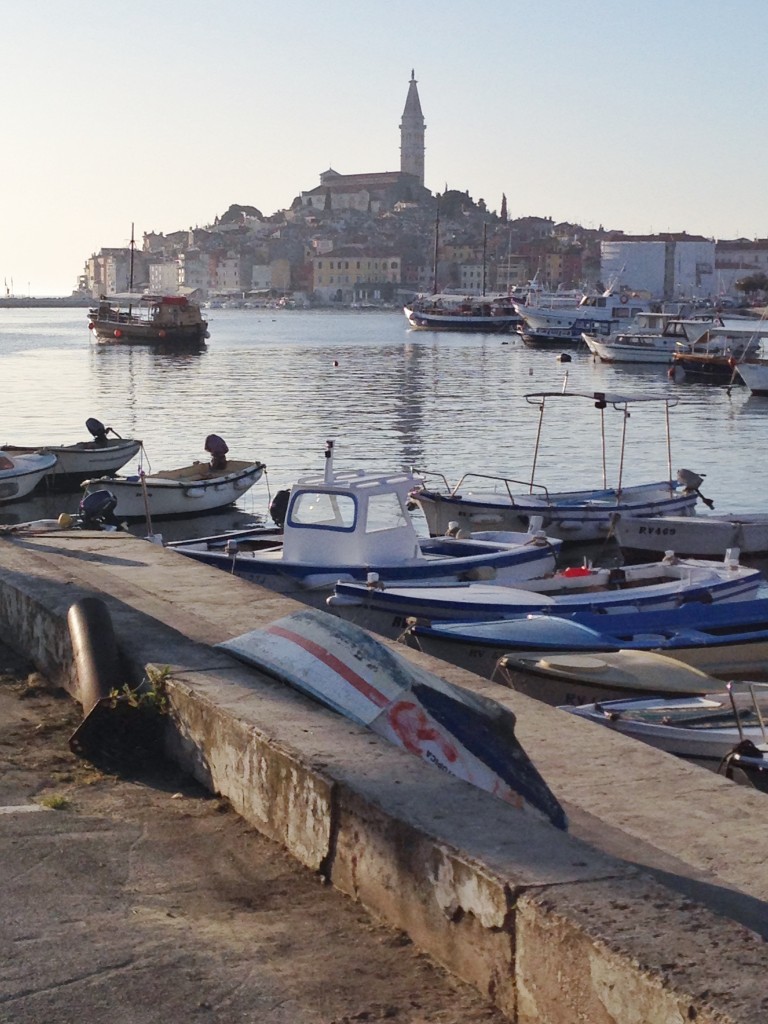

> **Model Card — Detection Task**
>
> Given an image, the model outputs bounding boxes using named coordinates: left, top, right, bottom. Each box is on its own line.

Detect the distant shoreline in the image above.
left=0, top=297, right=92, bottom=308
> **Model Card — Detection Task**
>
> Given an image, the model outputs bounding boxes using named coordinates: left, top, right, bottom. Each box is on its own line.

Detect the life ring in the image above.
left=620, top=294, right=629, bottom=304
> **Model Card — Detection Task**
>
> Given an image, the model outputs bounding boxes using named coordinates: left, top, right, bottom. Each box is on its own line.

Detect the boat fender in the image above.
left=607, top=567, right=626, bottom=588
left=114, top=329, right=122, bottom=339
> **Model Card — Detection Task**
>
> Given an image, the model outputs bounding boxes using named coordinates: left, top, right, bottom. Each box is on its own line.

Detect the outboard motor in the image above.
left=677, top=468, right=715, bottom=510
left=78, top=489, right=120, bottom=530
left=204, top=433, right=229, bottom=472
left=86, top=417, right=110, bottom=446
left=269, top=488, right=290, bottom=528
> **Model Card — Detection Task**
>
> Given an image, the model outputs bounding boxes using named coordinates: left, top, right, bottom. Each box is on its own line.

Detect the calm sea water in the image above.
left=1, top=306, right=767, bottom=539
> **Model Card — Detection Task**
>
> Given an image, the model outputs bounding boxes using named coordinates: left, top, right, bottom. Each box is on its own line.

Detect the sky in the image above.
left=2, top=0, right=766, bottom=296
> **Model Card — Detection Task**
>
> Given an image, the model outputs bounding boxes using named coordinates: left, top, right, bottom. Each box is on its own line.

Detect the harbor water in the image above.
left=2, top=306, right=767, bottom=542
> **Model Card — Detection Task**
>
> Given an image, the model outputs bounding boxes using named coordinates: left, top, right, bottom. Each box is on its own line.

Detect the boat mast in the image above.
left=482, top=223, right=487, bottom=297
left=129, top=222, right=135, bottom=292
left=432, top=196, right=440, bottom=294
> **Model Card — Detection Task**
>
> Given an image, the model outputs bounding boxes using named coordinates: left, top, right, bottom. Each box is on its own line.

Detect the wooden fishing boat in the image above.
left=87, top=294, right=208, bottom=346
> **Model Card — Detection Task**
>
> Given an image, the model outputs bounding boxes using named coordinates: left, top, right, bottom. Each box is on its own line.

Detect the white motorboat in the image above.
left=170, top=440, right=562, bottom=605
left=82, top=435, right=265, bottom=519
left=562, top=681, right=768, bottom=780
left=582, top=313, right=695, bottom=365
left=327, top=552, right=763, bottom=640
left=409, top=391, right=705, bottom=542
left=1, top=418, right=141, bottom=491
left=583, top=313, right=767, bottom=366
left=611, top=510, right=768, bottom=559
left=514, top=284, right=652, bottom=345
left=735, top=360, right=768, bottom=396
left=0, top=451, right=58, bottom=504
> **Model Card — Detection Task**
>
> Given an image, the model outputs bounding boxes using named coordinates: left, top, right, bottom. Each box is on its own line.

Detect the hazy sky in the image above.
left=2, top=0, right=764, bottom=295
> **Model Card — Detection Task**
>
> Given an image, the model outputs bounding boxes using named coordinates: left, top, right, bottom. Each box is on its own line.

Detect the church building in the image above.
left=299, top=71, right=430, bottom=213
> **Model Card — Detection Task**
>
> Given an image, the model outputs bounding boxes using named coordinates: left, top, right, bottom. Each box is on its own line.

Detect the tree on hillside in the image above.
left=220, top=204, right=263, bottom=225
left=500, top=193, right=508, bottom=223
left=735, top=272, right=768, bottom=297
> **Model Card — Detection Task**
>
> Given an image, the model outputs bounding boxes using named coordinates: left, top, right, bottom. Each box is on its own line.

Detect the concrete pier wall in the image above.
left=0, top=531, right=767, bottom=1023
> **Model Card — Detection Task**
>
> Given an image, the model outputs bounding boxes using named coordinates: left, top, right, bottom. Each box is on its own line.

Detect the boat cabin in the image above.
left=281, top=443, right=424, bottom=567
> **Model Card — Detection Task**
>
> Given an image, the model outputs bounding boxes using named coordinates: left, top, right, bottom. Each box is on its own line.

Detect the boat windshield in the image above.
left=288, top=489, right=357, bottom=531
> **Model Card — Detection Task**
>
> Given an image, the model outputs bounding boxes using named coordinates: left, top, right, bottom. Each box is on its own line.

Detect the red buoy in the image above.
left=114, top=329, right=122, bottom=339
left=88, top=322, right=94, bottom=330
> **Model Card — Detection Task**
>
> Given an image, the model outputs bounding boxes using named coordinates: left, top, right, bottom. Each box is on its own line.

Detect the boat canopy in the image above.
left=524, top=390, right=680, bottom=408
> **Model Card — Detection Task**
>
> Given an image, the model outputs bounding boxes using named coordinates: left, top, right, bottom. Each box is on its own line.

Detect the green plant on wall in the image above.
left=109, top=665, right=170, bottom=713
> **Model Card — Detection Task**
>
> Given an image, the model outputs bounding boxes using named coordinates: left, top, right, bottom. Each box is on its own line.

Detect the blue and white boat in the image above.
left=409, top=391, right=706, bottom=542
left=327, top=552, right=763, bottom=639
left=170, top=441, right=562, bottom=605
left=404, top=597, right=768, bottom=682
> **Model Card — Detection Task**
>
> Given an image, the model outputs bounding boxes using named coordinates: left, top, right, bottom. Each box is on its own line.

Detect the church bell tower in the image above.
left=400, top=69, right=426, bottom=186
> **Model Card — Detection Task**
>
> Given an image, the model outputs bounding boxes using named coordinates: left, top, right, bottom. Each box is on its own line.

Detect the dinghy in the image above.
left=82, top=434, right=265, bottom=519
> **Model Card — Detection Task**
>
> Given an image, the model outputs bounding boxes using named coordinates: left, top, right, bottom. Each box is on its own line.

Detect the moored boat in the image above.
left=87, top=293, right=209, bottom=346
left=735, top=360, right=768, bottom=396
left=327, top=552, right=763, bottom=640
left=0, top=451, right=58, bottom=504
left=1, top=418, right=141, bottom=491
left=169, top=440, right=562, bottom=605
left=82, top=435, right=265, bottom=519
left=611, top=509, right=768, bottom=560
left=514, top=285, right=652, bottom=345
left=403, top=597, right=768, bottom=682
left=495, top=649, right=729, bottom=707
left=409, top=391, right=705, bottom=542
left=403, top=292, right=521, bottom=332
left=562, top=681, right=768, bottom=781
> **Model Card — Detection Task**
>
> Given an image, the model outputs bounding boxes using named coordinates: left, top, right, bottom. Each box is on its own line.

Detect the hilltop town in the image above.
left=76, top=72, right=768, bottom=308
